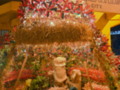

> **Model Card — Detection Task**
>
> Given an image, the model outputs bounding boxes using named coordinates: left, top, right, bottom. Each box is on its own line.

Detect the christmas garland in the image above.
left=15, top=23, right=93, bottom=44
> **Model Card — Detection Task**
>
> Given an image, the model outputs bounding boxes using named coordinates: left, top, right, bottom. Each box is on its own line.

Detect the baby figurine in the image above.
left=53, top=57, right=68, bottom=86
left=48, top=57, right=68, bottom=90
left=68, top=69, right=82, bottom=90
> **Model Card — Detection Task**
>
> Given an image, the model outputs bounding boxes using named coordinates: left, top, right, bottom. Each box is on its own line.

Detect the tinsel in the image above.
left=15, top=23, right=93, bottom=44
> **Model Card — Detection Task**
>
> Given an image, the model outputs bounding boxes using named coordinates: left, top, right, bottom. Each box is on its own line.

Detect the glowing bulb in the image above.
left=82, top=1, right=85, bottom=4
left=23, top=21, right=26, bottom=24
left=50, top=22, right=55, bottom=26
left=66, top=21, right=70, bottom=23
left=76, top=14, right=81, bottom=18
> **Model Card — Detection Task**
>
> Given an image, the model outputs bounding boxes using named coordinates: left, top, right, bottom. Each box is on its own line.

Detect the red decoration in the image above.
left=106, top=52, right=113, bottom=57
left=57, top=1, right=70, bottom=18
left=69, top=67, right=106, bottom=83
left=17, top=0, right=95, bottom=26
left=100, top=46, right=109, bottom=52
left=4, top=66, right=53, bottom=83
left=43, top=2, right=55, bottom=17
left=4, top=66, right=106, bottom=84
left=17, top=9, right=24, bottom=18
left=101, top=36, right=109, bottom=43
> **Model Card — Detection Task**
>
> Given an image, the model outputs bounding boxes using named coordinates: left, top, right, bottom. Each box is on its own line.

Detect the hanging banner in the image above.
left=86, top=0, right=120, bottom=13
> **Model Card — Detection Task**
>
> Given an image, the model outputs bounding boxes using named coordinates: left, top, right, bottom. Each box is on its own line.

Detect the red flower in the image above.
left=106, top=52, right=113, bottom=57
left=114, top=58, right=119, bottom=61
left=100, top=46, right=108, bottom=52
left=101, top=36, right=109, bottom=43
left=17, top=9, right=24, bottom=18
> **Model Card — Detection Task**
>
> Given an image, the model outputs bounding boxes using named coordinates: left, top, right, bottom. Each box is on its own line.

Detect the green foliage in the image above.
left=81, top=76, right=88, bottom=88
left=67, top=61, right=75, bottom=68
left=31, top=60, right=41, bottom=75
left=29, top=76, right=50, bottom=90
left=0, top=45, right=10, bottom=71
left=13, top=54, right=25, bottom=70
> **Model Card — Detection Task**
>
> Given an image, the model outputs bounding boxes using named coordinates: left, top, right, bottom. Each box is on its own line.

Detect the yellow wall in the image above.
left=0, top=1, right=20, bottom=30
left=94, top=12, right=104, bottom=23
left=102, top=20, right=120, bottom=45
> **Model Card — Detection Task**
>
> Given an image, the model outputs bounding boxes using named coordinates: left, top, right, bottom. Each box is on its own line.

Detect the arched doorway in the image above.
left=111, top=24, right=120, bottom=55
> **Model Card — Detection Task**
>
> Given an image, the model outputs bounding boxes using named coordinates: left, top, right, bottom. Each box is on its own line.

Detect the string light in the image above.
left=50, top=21, right=55, bottom=26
